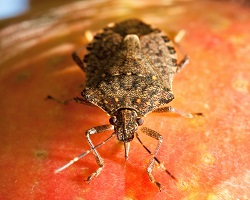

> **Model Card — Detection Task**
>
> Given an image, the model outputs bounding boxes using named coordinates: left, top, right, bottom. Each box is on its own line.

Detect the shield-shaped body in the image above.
left=82, top=19, right=178, bottom=117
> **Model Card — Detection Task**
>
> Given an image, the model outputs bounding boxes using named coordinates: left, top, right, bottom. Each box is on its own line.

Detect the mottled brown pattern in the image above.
left=82, top=19, right=178, bottom=116
left=62, top=19, right=190, bottom=190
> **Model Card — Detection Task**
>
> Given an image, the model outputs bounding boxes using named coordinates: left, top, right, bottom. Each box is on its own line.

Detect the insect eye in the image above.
left=136, top=118, right=144, bottom=126
left=109, top=116, right=117, bottom=125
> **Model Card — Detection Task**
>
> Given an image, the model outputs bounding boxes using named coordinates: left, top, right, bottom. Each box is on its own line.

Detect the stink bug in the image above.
left=54, top=19, right=202, bottom=190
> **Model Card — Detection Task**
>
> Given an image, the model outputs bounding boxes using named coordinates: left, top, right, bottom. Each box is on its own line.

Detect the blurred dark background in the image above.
left=1, top=0, right=250, bottom=20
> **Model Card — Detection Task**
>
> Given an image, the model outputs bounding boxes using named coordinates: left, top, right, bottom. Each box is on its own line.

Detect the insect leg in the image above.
left=137, top=127, right=163, bottom=191
left=72, top=45, right=87, bottom=72
left=46, top=95, right=96, bottom=107
left=153, top=106, right=203, bottom=118
left=73, top=30, right=95, bottom=72
left=85, top=124, right=114, bottom=182
left=46, top=95, right=72, bottom=104
left=73, top=97, right=96, bottom=106
left=172, top=30, right=189, bottom=73
left=177, top=55, right=189, bottom=73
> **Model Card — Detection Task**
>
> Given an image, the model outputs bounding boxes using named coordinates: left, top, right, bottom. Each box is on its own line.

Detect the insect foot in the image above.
left=54, top=19, right=202, bottom=191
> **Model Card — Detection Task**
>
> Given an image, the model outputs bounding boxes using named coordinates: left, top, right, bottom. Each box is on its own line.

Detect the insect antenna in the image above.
left=55, top=150, right=91, bottom=173
left=136, top=132, right=177, bottom=180
left=55, top=132, right=115, bottom=173
left=153, top=156, right=176, bottom=180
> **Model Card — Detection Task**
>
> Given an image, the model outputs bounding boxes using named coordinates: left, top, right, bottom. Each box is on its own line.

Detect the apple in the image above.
left=0, top=1, right=249, bottom=199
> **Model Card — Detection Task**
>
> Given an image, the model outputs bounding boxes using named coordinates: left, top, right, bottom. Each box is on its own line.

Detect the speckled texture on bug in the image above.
left=82, top=19, right=178, bottom=116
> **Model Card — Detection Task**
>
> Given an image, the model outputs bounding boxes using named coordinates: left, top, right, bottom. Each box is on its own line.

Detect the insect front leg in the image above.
left=153, top=106, right=203, bottom=118
left=85, top=124, right=114, bottom=182
left=137, top=127, right=163, bottom=191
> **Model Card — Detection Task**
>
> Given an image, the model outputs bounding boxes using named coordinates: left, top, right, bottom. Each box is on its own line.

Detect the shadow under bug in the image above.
left=55, top=19, right=202, bottom=191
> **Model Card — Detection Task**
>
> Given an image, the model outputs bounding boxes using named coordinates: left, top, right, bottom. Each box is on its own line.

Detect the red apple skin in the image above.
left=0, top=1, right=250, bottom=199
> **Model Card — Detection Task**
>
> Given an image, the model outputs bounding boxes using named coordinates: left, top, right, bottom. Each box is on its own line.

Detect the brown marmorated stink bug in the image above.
left=54, top=19, right=202, bottom=191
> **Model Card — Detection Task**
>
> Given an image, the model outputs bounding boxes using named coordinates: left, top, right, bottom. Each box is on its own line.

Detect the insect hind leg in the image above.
left=177, top=55, right=189, bottom=73
left=72, top=45, right=88, bottom=72
left=173, top=30, right=189, bottom=73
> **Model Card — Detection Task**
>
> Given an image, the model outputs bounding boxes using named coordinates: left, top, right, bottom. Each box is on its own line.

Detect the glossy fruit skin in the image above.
left=0, top=1, right=250, bottom=199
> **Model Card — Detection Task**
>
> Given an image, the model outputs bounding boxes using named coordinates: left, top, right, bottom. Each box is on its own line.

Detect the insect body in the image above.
left=56, top=19, right=196, bottom=190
